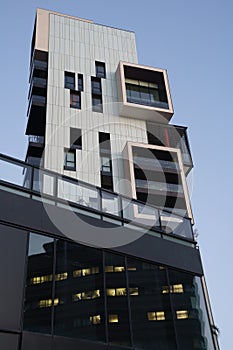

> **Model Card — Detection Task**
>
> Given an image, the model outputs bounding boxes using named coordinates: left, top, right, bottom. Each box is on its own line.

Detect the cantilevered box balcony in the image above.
left=116, top=62, right=174, bottom=123
left=123, top=142, right=193, bottom=221
left=147, top=122, right=194, bottom=174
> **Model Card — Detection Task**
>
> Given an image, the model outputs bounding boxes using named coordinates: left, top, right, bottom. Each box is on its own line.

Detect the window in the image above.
left=72, top=289, right=100, bottom=301
left=55, top=272, right=68, bottom=281
left=147, top=311, right=165, bottom=321
left=92, top=95, right=103, bottom=112
left=91, top=77, right=102, bottom=94
left=78, top=74, right=84, bottom=91
left=105, top=266, right=125, bottom=272
left=176, top=310, right=189, bottom=320
left=70, top=91, right=81, bottom=109
left=125, top=78, right=166, bottom=108
left=107, top=288, right=127, bottom=297
left=39, top=298, right=59, bottom=308
left=99, top=132, right=110, bottom=150
left=108, top=314, right=118, bottom=323
left=101, top=156, right=111, bottom=173
left=65, top=71, right=75, bottom=89
left=91, top=77, right=103, bottom=112
left=73, top=266, right=99, bottom=277
left=90, top=315, right=101, bottom=325
left=129, top=287, right=139, bottom=296
left=95, top=61, right=106, bottom=78
left=70, top=128, right=82, bottom=149
left=162, top=284, right=184, bottom=294
left=64, top=149, right=76, bottom=171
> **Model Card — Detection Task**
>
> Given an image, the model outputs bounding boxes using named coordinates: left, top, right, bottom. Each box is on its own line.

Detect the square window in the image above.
left=70, top=128, right=82, bottom=149
left=70, top=91, right=81, bottom=109
left=64, top=149, right=76, bottom=171
left=95, top=61, right=106, bottom=78
left=65, top=72, right=75, bottom=89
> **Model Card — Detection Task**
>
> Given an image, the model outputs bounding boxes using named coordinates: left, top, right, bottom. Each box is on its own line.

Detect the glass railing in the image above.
left=33, top=59, right=48, bottom=70
left=0, top=153, right=194, bottom=242
left=133, top=156, right=179, bottom=171
left=31, top=95, right=46, bottom=105
left=135, top=179, right=184, bottom=194
left=127, top=96, right=168, bottom=109
left=27, top=95, right=46, bottom=117
left=31, top=77, right=47, bottom=87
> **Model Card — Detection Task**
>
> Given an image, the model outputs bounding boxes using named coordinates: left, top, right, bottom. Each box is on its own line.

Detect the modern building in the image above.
left=0, top=8, right=219, bottom=350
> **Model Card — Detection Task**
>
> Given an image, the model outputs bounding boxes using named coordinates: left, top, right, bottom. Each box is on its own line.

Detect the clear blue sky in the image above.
left=0, top=1, right=232, bottom=348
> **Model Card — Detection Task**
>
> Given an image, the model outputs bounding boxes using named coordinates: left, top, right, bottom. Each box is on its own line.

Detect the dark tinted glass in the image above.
left=65, top=72, right=75, bottom=89
left=64, top=149, right=76, bottom=170
left=54, top=240, right=106, bottom=342
left=105, top=252, right=131, bottom=347
left=70, top=91, right=81, bottom=109
left=78, top=74, right=83, bottom=91
left=127, top=258, right=176, bottom=350
left=95, top=61, right=106, bottom=78
left=24, top=233, right=55, bottom=334
left=92, top=95, right=103, bottom=112
left=91, top=77, right=102, bottom=94
left=70, top=128, right=82, bottom=149
left=168, top=270, right=215, bottom=350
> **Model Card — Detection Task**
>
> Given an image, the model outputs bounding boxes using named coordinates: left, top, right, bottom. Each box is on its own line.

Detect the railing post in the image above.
left=98, top=188, right=102, bottom=214
left=30, top=165, right=34, bottom=193
left=158, top=209, right=162, bottom=231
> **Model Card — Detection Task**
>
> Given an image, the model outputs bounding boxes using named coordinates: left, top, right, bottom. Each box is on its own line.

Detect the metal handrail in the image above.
left=0, top=152, right=194, bottom=241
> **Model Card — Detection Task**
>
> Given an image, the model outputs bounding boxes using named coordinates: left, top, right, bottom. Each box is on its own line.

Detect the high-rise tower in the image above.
left=0, top=8, right=219, bottom=350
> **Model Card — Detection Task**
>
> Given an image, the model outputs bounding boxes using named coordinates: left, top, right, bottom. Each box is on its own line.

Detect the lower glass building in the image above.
left=0, top=155, right=219, bottom=349
left=24, top=232, right=215, bottom=350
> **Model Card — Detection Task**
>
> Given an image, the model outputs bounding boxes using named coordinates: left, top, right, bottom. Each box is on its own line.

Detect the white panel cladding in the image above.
left=45, top=12, right=147, bottom=193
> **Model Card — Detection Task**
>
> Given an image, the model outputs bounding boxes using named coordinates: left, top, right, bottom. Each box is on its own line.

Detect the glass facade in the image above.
left=125, top=80, right=168, bottom=109
left=23, top=232, right=215, bottom=350
left=24, top=234, right=55, bottom=334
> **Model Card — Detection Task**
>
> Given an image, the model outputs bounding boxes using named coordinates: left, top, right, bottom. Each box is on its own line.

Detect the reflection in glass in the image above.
left=168, top=270, right=215, bottom=350
left=127, top=258, right=176, bottom=350
left=54, top=240, right=105, bottom=342
left=23, top=233, right=215, bottom=349
left=24, top=233, right=55, bottom=334
left=105, top=252, right=131, bottom=347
